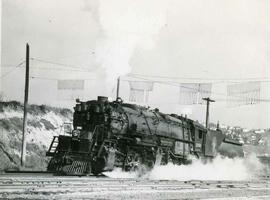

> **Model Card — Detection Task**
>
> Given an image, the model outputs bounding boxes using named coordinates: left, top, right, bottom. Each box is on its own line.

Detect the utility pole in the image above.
left=116, top=76, right=120, bottom=100
left=202, top=97, right=215, bottom=130
left=21, top=43, right=30, bottom=167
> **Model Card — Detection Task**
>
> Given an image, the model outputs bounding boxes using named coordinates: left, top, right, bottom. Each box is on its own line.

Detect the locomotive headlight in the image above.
left=72, top=129, right=80, bottom=137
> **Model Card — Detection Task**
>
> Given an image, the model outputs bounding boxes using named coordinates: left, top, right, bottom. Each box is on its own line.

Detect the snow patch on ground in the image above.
left=0, top=109, right=23, bottom=119
left=42, top=111, right=67, bottom=129
left=26, top=126, right=54, bottom=148
left=26, top=111, right=70, bottom=147
left=1, top=108, right=71, bottom=148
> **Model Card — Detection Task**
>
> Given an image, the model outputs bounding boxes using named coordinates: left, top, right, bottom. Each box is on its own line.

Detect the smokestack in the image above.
left=217, top=121, right=220, bottom=130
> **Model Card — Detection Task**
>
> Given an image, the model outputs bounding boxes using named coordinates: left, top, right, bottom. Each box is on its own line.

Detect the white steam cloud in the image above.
left=95, top=0, right=168, bottom=94
left=148, top=154, right=265, bottom=181
left=104, top=154, right=267, bottom=181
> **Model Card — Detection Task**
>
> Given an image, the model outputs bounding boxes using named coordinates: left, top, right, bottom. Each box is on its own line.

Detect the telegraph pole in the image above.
left=202, top=97, right=215, bottom=130
left=116, top=76, right=120, bottom=100
left=21, top=43, right=30, bottom=167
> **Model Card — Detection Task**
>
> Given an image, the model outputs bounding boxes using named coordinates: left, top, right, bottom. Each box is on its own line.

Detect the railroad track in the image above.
left=1, top=173, right=270, bottom=199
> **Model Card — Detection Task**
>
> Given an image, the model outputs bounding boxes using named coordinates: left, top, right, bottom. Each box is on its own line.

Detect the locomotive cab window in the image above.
left=195, top=129, right=204, bottom=140
left=199, top=130, right=203, bottom=139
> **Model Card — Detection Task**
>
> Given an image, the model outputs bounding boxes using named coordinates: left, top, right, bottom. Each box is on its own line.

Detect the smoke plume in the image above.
left=95, top=0, right=168, bottom=95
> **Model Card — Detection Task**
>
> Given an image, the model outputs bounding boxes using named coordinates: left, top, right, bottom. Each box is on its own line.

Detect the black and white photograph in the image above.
left=1, top=0, right=270, bottom=199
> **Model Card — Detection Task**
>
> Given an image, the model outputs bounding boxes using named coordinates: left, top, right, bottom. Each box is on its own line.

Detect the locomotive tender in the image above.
left=46, top=96, right=243, bottom=175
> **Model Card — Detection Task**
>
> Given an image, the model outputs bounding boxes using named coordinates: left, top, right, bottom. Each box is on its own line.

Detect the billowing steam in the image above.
left=148, top=154, right=265, bottom=181
left=95, top=0, right=168, bottom=95
left=104, top=154, right=267, bottom=181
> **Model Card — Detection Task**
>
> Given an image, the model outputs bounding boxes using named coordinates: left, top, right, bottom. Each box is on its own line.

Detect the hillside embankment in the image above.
left=0, top=101, right=72, bottom=171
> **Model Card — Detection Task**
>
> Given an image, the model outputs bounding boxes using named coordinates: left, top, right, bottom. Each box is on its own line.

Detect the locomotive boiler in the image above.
left=46, top=96, right=243, bottom=175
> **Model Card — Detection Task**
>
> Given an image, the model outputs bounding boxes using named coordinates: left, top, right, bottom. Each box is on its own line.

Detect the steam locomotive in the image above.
left=46, top=96, right=243, bottom=175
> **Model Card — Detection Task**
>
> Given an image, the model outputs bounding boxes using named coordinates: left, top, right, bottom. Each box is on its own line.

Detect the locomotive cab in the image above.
left=194, top=125, right=207, bottom=155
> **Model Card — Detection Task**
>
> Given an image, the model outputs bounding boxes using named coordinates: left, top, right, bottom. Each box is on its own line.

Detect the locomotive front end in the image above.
left=46, top=96, right=127, bottom=175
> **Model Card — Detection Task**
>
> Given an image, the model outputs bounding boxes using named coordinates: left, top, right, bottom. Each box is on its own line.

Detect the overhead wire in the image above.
left=121, top=75, right=270, bottom=104
left=121, top=76, right=227, bottom=96
left=30, top=66, right=93, bottom=72
left=30, top=76, right=96, bottom=81
left=128, top=73, right=270, bottom=83
left=30, top=57, right=93, bottom=71
left=0, top=60, right=25, bottom=79
left=1, top=64, right=23, bottom=68
left=49, top=51, right=95, bottom=60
